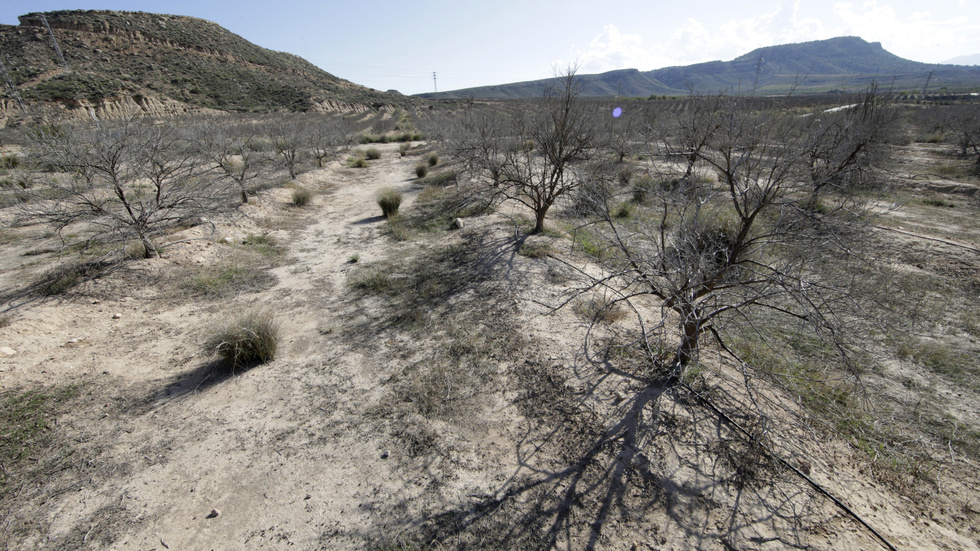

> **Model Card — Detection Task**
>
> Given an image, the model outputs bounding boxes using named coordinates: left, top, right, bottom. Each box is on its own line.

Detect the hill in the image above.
left=0, top=10, right=407, bottom=118
left=418, top=36, right=980, bottom=99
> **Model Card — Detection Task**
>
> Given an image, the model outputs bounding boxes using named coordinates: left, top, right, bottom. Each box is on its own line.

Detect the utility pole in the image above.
left=39, top=14, right=69, bottom=70
left=433, top=72, right=437, bottom=93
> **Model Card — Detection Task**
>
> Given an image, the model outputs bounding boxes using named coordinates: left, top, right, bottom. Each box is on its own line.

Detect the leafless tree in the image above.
left=23, top=117, right=231, bottom=257
left=448, top=69, right=604, bottom=234
left=798, top=84, right=897, bottom=201
left=266, top=113, right=308, bottom=179
left=196, top=116, right=270, bottom=204
left=583, top=92, right=878, bottom=382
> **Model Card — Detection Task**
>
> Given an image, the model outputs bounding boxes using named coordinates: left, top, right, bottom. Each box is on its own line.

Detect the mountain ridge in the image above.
left=418, top=36, right=980, bottom=99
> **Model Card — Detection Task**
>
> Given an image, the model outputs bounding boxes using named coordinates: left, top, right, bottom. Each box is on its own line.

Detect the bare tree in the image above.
left=585, top=92, right=877, bottom=381
left=197, top=116, right=270, bottom=204
left=266, top=113, right=308, bottom=180
left=448, top=69, right=604, bottom=233
left=798, top=83, right=897, bottom=201
left=23, top=117, right=230, bottom=257
left=946, top=104, right=980, bottom=165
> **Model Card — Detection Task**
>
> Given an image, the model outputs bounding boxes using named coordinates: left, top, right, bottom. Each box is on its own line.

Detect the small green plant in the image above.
left=399, top=142, right=411, bottom=157
left=240, top=233, right=285, bottom=259
left=0, top=384, right=82, bottom=484
left=347, top=157, right=368, bottom=168
left=184, top=260, right=275, bottom=298
left=377, top=188, right=402, bottom=218
left=291, top=185, right=312, bottom=207
left=365, top=147, right=382, bottom=160
left=348, top=253, right=360, bottom=263
left=414, top=163, right=428, bottom=179
left=204, top=308, right=280, bottom=370
left=427, top=153, right=439, bottom=167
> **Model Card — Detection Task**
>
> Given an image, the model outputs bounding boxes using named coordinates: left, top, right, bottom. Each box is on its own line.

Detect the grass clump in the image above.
left=365, top=147, right=382, bottom=160
left=204, top=308, right=280, bottom=370
left=414, top=163, right=428, bottom=179
left=124, top=240, right=150, bottom=260
left=427, top=153, right=439, bottom=167
left=291, top=185, right=312, bottom=207
left=399, top=142, right=411, bottom=157
left=377, top=188, right=403, bottom=218
left=184, top=260, right=276, bottom=298
left=347, top=157, right=369, bottom=168
left=518, top=241, right=552, bottom=258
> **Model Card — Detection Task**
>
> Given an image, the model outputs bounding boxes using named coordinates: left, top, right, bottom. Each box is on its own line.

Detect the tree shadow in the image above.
left=352, top=215, right=387, bottom=225
left=346, top=357, right=824, bottom=550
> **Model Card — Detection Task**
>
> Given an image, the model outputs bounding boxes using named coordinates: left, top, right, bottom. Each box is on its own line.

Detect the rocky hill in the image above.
left=0, top=10, right=407, bottom=120
left=419, top=37, right=980, bottom=99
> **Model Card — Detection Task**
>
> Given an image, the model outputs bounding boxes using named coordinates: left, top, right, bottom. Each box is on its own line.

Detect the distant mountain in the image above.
left=418, top=37, right=980, bottom=99
left=0, top=10, right=407, bottom=118
left=944, top=54, right=980, bottom=66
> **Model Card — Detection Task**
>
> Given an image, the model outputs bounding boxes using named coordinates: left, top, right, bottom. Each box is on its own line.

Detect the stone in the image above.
left=0, top=347, right=15, bottom=356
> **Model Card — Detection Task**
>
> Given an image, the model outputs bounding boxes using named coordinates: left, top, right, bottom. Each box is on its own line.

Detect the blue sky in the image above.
left=2, top=0, right=978, bottom=94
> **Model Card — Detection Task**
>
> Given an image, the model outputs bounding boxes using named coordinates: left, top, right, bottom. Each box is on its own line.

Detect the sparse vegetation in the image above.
left=414, top=163, right=428, bottom=179
left=377, top=188, right=402, bottom=218
left=291, top=185, right=312, bottom=207
left=365, top=147, right=382, bottom=160
left=204, top=308, right=280, bottom=370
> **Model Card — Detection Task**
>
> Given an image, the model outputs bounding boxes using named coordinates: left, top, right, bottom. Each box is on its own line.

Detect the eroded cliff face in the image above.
left=0, top=10, right=405, bottom=119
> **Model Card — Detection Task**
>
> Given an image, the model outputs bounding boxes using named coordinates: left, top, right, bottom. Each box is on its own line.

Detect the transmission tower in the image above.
left=39, top=14, right=69, bottom=69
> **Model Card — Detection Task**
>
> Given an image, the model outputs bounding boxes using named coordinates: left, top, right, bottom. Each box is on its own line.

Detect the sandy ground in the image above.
left=0, top=141, right=978, bottom=550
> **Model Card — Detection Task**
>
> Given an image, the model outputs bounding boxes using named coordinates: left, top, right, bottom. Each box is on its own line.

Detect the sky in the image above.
left=1, top=0, right=978, bottom=95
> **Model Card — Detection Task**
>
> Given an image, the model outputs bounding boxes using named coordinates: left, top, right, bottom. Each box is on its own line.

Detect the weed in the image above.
left=420, top=171, right=458, bottom=187
left=204, top=308, right=280, bottom=370
left=414, top=163, right=428, bottom=179
left=0, top=315, right=9, bottom=328
left=427, top=153, right=439, bottom=167
left=184, top=260, right=276, bottom=298
left=0, top=384, right=82, bottom=486
left=292, top=186, right=312, bottom=207
left=365, top=147, right=382, bottom=160
left=518, top=241, right=552, bottom=258
left=240, top=233, right=285, bottom=259
left=399, top=142, right=411, bottom=157
left=32, top=261, right=111, bottom=296
left=922, top=197, right=956, bottom=208
left=613, top=201, right=634, bottom=219
left=348, top=253, right=360, bottom=263
left=349, top=266, right=395, bottom=294
left=377, top=188, right=403, bottom=218
left=347, top=157, right=369, bottom=168
left=573, top=296, right=626, bottom=324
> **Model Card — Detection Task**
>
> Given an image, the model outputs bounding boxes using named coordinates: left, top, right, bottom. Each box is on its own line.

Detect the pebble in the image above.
left=0, top=347, right=15, bottom=356
left=206, top=508, right=220, bottom=518
left=112, top=313, right=122, bottom=319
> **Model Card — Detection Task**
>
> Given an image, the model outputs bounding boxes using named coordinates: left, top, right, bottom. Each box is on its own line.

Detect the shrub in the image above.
left=415, top=163, right=428, bottom=179
left=0, top=155, right=19, bottom=170
left=204, top=308, right=280, bottom=370
left=291, top=185, right=312, bottom=207
left=377, top=188, right=402, bottom=218
left=365, top=147, right=382, bottom=160
left=399, top=143, right=411, bottom=157
left=350, top=158, right=369, bottom=168
left=427, top=153, right=439, bottom=167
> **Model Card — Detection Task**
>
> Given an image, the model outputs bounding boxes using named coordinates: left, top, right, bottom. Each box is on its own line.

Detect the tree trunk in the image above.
left=533, top=207, right=548, bottom=234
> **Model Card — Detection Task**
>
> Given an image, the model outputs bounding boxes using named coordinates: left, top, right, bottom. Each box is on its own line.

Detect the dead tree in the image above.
left=24, top=117, right=230, bottom=257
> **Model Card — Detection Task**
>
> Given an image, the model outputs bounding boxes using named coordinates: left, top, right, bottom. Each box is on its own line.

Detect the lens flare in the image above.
left=612, top=107, right=623, bottom=118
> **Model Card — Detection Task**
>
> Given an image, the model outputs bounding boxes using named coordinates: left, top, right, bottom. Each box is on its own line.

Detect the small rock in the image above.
left=91, top=299, right=100, bottom=305
left=449, top=218, right=464, bottom=231
left=0, top=347, right=15, bottom=356
left=206, top=508, right=220, bottom=518
left=304, top=494, right=312, bottom=500
left=380, top=450, right=389, bottom=460
left=112, top=313, right=122, bottom=319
